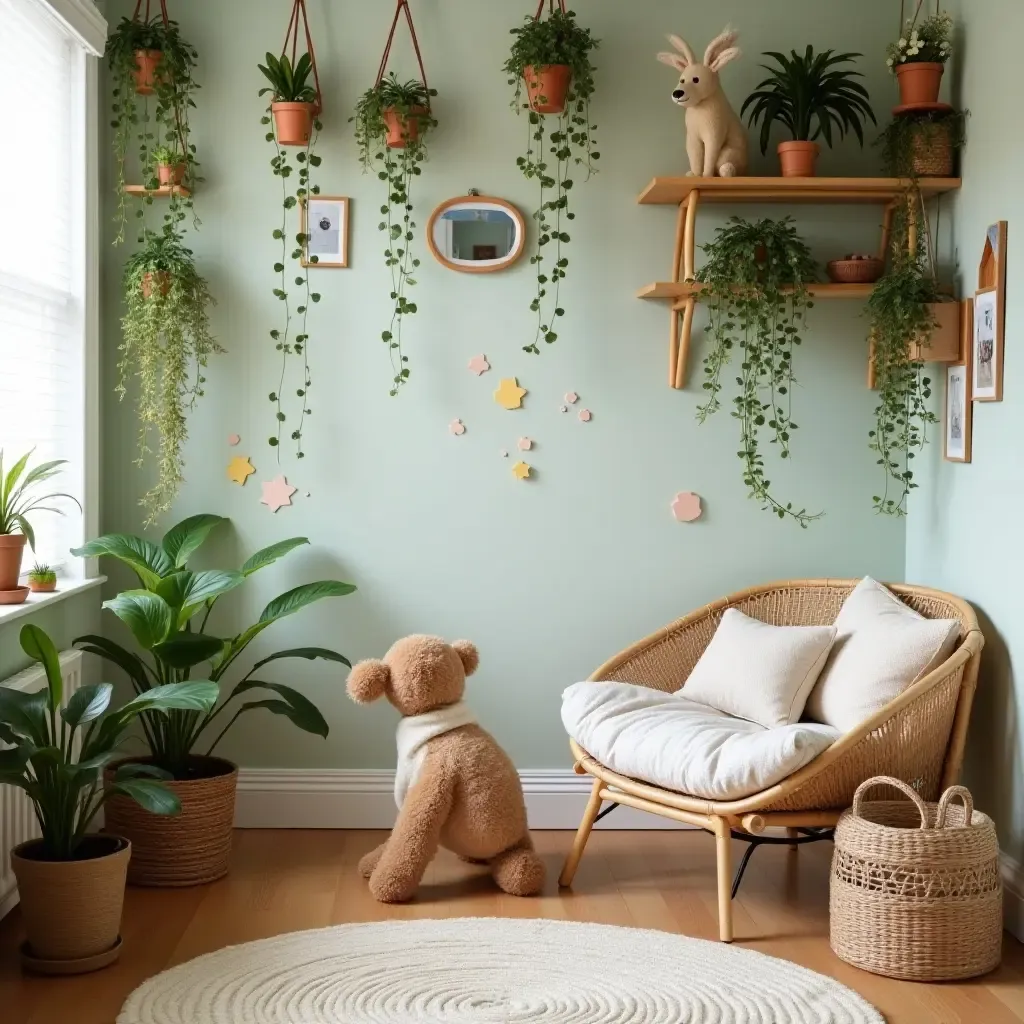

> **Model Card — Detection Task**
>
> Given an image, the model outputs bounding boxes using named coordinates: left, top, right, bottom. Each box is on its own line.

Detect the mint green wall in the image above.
left=906, top=0, right=1023, bottom=860
left=0, top=595, right=102, bottom=682
left=101, top=0, right=905, bottom=769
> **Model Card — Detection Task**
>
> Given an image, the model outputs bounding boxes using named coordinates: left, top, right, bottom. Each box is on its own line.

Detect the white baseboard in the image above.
left=1001, top=852, right=1024, bottom=942
left=235, top=769, right=689, bottom=830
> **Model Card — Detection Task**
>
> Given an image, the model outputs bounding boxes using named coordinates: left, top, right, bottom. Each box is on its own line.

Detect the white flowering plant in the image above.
left=886, top=10, right=953, bottom=72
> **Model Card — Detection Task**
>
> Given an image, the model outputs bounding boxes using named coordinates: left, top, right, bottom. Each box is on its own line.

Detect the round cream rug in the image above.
left=118, top=918, right=882, bottom=1023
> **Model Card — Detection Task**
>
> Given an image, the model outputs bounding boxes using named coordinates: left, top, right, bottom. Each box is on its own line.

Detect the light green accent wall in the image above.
left=0, top=595, right=102, bottom=681
left=101, top=0, right=905, bottom=769
left=906, top=0, right=1023, bottom=860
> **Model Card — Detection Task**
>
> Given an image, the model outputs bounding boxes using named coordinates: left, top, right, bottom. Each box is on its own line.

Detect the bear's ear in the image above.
left=452, top=640, right=479, bottom=677
left=347, top=659, right=391, bottom=703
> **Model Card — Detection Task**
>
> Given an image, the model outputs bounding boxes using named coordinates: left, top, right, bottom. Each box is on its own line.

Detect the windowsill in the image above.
left=0, top=576, right=106, bottom=626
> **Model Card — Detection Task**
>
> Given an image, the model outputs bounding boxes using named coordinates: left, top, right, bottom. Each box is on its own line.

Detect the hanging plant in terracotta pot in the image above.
left=352, top=1, right=438, bottom=395
left=504, top=1, right=599, bottom=354
left=259, top=0, right=324, bottom=456
left=886, top=3, right=953, bottom=108
left=742, top=48, right=876, bottom=177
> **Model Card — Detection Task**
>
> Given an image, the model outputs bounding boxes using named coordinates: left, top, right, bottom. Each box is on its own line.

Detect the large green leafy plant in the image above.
left=694, top=217, right=822, bottom=527
left=120, top=230, right=222, bottom=525
left=504, top=7, right=599, bottom=354
left=0, top=450, right=79, bottom=546
left=352, top=75, right=438, bottom=396
left=0, top=624, right=216, bottom=860
left=72, top=515, right=355, bottom=779
left=106, top=15, right=201, bottom=244
left=259, top=52, right=323, bottom=456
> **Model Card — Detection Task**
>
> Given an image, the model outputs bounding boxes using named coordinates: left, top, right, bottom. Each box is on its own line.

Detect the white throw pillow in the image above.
left=679, top=608, right=837, bottom=728
left=804, top=577, right=961, bottom=732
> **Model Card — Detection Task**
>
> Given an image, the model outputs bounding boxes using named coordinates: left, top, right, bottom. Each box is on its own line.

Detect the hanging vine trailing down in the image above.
left=504, top=6, right=599, bottom=354
left=258, top=50, right=323, bottom=458
left=695, top=217, right=822, bottom=527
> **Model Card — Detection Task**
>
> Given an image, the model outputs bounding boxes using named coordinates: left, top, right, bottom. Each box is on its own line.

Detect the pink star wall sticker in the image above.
left=467, top=354, right=490, bottom=376
left=260, top=475, right=298, bottom=513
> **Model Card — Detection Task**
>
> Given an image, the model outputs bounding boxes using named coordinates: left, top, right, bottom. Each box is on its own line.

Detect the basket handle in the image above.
left=935, top=785, right=974, bottom=828
left=851, top=776, right=930, bottom=829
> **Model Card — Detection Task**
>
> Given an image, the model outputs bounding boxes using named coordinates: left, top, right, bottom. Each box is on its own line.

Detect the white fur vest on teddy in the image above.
left=394, top=701, right=478, bottom=808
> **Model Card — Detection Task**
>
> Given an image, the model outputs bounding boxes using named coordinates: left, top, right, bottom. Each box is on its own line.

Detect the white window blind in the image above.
left=0, top=0, right=88, bottom=573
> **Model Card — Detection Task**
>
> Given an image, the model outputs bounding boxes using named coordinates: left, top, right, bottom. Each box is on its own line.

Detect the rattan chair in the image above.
left=558, top=579, right=985, bottom=942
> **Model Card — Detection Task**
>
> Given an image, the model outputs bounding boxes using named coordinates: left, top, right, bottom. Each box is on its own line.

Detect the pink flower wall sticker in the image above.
left=467, top=354, right=491, bottom=376
left=671, top=492, right=703, bottom=523
left=449, top=419, right=467, bottom=436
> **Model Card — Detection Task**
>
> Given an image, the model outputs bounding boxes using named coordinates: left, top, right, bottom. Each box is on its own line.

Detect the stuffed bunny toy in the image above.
left=657, top=26, right=748, bottom=178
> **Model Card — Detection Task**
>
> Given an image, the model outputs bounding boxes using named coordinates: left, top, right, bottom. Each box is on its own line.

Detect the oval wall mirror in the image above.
left=427, top=196, right=526, bottom=274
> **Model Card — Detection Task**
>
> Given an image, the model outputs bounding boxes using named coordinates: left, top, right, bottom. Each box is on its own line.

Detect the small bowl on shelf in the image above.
left=826, top=255, right=884, bottom=285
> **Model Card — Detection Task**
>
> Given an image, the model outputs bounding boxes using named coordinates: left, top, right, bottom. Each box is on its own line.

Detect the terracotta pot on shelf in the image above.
left=383, top=106, right=427, bottom=149
left=11, top=835, right=130, bottom=975
left=157, top=162, right=186, bottom=188
left=141, top=271, right=172, bottom=300
left=895, top=62, right=944, bottom=107
left=778, top=141, right=820, bottom=177
left=133, top=49, right=163, bottom=95
left=103, top=756, right=238, bottom=887
left=271, top=101, right=316, bottom=146
left=28, top=577, right=57, bottom=593
left=0, top=533, right=27, bottom=591
left=524, top=64, right=572, bottom=114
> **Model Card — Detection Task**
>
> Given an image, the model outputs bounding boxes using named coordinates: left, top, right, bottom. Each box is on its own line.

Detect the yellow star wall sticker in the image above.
left=493, top=377, right=527, bottom=410
left=512, top=460, right=531, bottom=481
left=227, top=456, right=256, bottom=485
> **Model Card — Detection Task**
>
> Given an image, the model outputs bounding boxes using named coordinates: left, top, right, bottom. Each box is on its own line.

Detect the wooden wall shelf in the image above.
left=123, top=185, right=191, bottom=198
left=638, top=176, right=963, bottom=389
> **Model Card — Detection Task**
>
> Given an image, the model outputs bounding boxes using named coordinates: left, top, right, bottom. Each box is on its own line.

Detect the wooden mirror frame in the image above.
left=426, top=196, right=526, bottom=274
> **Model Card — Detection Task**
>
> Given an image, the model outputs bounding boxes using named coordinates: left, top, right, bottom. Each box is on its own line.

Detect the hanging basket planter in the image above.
left=140, top=270, right=172, bottom=299
left=261, top=0, right=323, bottom=148
left=383, top=105, right=427, bottom=148
left=524, top=63, right=572, bottom=114
left=271, top=101, right=317, bottom=146
left=133, top=48, right=162, bottom=94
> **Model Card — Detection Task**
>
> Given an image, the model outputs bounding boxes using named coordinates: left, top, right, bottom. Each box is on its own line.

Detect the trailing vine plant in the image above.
left=695, top=217, right=822, bottom=527
left=106, top=8, right=201, bottom=245
left=504, top=3, right=599, bottom=354
left=258, top=48, right=323, bottom=458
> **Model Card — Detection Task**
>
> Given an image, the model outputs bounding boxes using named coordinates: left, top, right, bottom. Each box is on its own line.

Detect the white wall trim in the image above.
left=1001, top=852, right=1024, bottom=942
left=36, top=0, right=107, bottom=56
left=235, top=769, right=689, bottom=830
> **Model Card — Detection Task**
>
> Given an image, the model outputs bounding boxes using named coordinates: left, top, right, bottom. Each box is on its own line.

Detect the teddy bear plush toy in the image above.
left=347, top=634, right=546, bottom=902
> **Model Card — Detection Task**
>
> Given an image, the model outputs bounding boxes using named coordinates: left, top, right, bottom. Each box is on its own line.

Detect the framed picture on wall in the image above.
left=972, top=288, right=1001, bottom=401
left=300, top=196, right=350, bottom=268
left=944, top=361, right=972, bottom=463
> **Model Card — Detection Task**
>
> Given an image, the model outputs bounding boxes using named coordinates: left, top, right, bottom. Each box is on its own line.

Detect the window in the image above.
left=0, top=0, right=103, bottom=574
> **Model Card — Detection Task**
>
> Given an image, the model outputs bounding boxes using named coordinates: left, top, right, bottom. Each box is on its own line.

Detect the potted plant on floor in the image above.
left=886, top=5, right=953, bottom=107
left=27, top=563, right=57, bottom=594
left=742, top=47, right=876, bottom=177
left=694, top=216, right=823, bottom=527
left=120, top=229, right=222, bottom=524
left=504, top=2, right=599, bottom=354
left=72, top=514, right=355, bottom=887
left=0, top=450, right=79, bottom=604
left=1, top=625, right=216, bottom=973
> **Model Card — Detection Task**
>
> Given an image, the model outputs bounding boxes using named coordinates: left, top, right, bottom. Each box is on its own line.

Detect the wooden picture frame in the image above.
left=944, top=356, right=972, bottom=463
left=973, top=220, right=1007, bottom=401
left=300, top=196, right=350, bottom=268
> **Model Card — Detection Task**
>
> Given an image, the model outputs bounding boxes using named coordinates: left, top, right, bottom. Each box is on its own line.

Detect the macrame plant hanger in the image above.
left=281, top=0, right=323, bottom=114
left=132, top=0, right=169, bottom=26
left=898, top=0, right=940, bottom=31
left=534, top=0, right=567, bottom=18
left=375, top=0, right=431, bottom=106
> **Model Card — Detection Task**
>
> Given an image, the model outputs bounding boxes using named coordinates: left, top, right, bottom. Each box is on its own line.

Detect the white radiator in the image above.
left=0, top=649, right=84, bottom=920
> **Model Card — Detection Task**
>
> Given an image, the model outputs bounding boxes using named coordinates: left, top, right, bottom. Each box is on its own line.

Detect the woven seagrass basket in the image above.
left=830, top=776, right=1002, bottom=981
left=910, top=122, right=955, bottom=177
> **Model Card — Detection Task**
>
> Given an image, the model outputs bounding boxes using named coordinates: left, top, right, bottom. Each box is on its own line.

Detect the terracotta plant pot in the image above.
left=778, top=141, right=820, bottom=177
left=11, top=835, right=130, bottom=974
left=271, top=101, right=316, bottom=147
left=523, top=64, right=572, bottom=114
left=157, top=162, right=186, bottom=187
left=141, top=271, right=172, bottom=299
left=133, top=49, right=163, bottom=95
left=896, top=62, right=944, bottom=107
left=383, top=107, right=426, bottom=149
left=103, top=756, right=238, bottom=887
left=0, top=533, right=27, bottom=591
left=28, top=578, right=57, bottom=593
left=0, top=587, right=29, bottom=605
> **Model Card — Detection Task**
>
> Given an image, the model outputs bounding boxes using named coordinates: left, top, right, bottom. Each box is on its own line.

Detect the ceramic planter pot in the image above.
left=523, top=64, right=572, bottom=114
left=28, top=577, right=57, bottom=593
left=141, top=271, right=172, bottom=299
left=778, top=141, right=820, bottom=177
left=271, top=101, right=316, bottom=146
left=157, top=162, right=186, bottom=187
left=896, top=62, right=944, bottom=107
left=11, top=835, right=130, bottom=974
left=133, top=49, right=162, bottom=95
left=0, top=533, right=27, bottom=591
left=103, top=756, right=238, bottom=887
left=383, top=107, right=426, bottom=149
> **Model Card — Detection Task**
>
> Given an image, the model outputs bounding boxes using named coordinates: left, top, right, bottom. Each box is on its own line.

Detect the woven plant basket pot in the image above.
left=104, top=756, right=237, bottom=887
left=830, top=776, right=1002, bottom=981
left=910, top=122, right=955, bottom=177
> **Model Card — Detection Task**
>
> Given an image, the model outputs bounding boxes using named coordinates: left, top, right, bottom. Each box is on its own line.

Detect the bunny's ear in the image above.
left=710, top=46, right=741, bottom=72
left=704, top=25, right=740, bottom=67
left=657, top=51, right=688, bottom=71
left=667, top=34, right=697, bottom=66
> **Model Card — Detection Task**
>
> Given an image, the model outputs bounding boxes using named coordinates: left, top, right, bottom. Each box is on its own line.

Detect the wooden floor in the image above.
left=1, top=829, right=1023, bottom=1023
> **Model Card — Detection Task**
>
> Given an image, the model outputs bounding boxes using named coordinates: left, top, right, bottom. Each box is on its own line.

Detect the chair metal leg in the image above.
left=558, top=778, right=604, bottom=888
left=712, top=816, right=733, bottom=942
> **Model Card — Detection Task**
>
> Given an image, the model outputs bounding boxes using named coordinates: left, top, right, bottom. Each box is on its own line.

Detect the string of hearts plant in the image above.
left=504, top=2, right=599, bottom=354
left=695, top=216, right=822, bottom=527
left=258, top=20, right=323, bottom=458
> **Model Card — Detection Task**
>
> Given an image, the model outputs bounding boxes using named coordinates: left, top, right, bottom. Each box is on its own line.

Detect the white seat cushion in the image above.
left=561, top=680, right=839, bottom=801
left=679, top=608, right=837, bottom=728
left=804, top=577, right=961, bottom=732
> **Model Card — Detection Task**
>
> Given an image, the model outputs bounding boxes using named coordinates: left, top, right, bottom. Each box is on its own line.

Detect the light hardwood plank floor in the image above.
left=1, top=829, right=1022, bottom=1023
